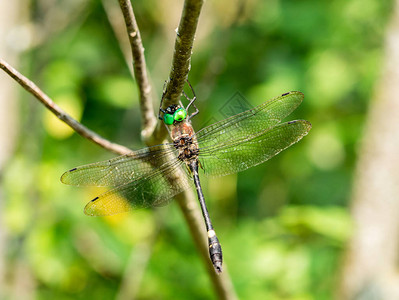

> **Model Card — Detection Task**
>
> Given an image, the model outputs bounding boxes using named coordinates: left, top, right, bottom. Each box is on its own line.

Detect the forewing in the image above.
left=198, top=120, right=311, bottom=177
left=61, top=143, right=177, bottom=187
left=84, top=159, right=192, bottom=216
left=195, top=91, right=304, bottom=150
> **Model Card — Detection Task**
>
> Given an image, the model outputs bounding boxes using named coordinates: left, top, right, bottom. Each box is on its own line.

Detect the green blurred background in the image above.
left=0, top=0, right=393, bottom=299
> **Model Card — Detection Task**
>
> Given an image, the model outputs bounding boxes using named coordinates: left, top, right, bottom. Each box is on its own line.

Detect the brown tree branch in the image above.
left=101, top=0, right=134, bottom=77
left=152, top=0, right=204, bottom=143
left=338, top=1, right=399, bottom=299
left=0, top=59, right=131, bottom=156
left=117, top=1, right=236, bottom=298
left=151, top=1, right=237, bottom=297
left=117, top=0, right=236, bottom=296
left=118, top=0, right=156, bottom=142
left=164, top=0, right=204, bottom=104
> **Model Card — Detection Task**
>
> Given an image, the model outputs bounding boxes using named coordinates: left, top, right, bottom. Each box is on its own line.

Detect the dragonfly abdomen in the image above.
left=189, top=160, right=223, bottom=273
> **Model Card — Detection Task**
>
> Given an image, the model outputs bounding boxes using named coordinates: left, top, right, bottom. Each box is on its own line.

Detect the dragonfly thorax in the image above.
left=175, top=137, right=199, bottom=162
left=172, top=122, right=199, bottom=162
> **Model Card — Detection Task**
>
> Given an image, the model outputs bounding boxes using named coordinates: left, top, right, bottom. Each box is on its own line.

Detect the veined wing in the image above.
left=195, top=91, right=304, bottom=150
left=61, top=143, right=177, bottom=187
left=198, top=120, right=311, bottom=177
left=84, top=158, right=192, bottom=216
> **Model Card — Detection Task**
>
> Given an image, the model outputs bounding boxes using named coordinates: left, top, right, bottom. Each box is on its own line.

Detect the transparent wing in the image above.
left=61, top=143, right=177, bottom=187
left=198, top=120, right=311, bottom=177
left=84, top=158, right=192, bottom=216
left=195, top=91, right=304, bottom=150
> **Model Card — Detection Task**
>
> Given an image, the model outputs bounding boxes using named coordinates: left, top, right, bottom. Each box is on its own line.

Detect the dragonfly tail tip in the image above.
left=213, top=262, right=223, bottom=274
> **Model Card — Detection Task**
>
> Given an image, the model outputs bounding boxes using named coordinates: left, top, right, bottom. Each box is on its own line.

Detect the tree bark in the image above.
left=339, top=2, right=399, bottom=299
left=0, top=1, right=35, bottom=299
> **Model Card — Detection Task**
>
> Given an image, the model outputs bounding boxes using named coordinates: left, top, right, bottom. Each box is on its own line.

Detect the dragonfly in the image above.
left=61, top=90, right=311, bottom=273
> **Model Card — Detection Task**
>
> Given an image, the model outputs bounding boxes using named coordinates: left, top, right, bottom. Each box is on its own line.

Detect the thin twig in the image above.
left=152, top=0, right=204, bottom=143
left=101, top=0, right=134, bottom=77
left=164, top=0, right=204, bottom=105
left=0, top=59, right=131, bottom=156
left=118, top=0, right=156, bottom=142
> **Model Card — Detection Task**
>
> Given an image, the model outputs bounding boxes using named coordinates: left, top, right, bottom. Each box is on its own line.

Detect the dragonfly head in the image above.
left=163, top=105, right=187, bottom=125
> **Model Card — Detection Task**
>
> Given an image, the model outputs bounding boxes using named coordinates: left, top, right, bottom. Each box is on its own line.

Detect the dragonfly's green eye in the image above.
left=174, top=108, right=187, bottom=122
left=163, top=113, right=174, bottom=125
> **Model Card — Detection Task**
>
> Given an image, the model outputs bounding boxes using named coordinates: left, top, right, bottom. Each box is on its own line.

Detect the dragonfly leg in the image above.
left=184, top=80, right=200, bottom=120
left=187, top=101, right=199, bottom=120
left=184, top=94, right=199, bottom=120
left=158, top=107, right=167, bottom=120
left=158, top=94, right=166, bottom=120
left=198, top=159, right=204, bottom=172
left=158, top=80, right=169, bottom=120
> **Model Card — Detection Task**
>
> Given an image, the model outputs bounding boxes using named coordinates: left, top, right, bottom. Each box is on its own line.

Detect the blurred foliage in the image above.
left=2, top=0, right=394, bottom=299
